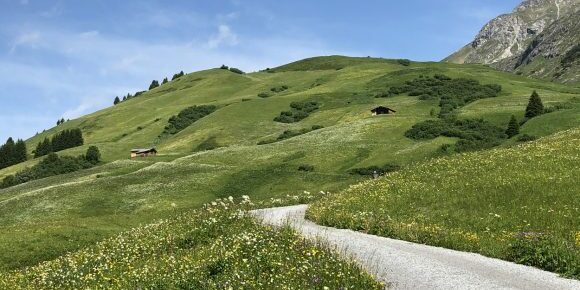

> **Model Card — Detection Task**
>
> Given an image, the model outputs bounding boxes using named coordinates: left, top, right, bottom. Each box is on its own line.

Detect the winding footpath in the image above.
left=252, top=205, right=580, bottom=290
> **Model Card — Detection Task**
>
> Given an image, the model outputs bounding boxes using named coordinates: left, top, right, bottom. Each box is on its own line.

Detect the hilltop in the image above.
left=445, top=0, right=580, bottom=83
left=0, top=55, right=579, bottom=271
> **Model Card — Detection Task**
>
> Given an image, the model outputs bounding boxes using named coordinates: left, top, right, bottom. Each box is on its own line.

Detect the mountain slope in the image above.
left=445, top=0, right=580, bottom=83
left=0, top=56, right=579, bottom=270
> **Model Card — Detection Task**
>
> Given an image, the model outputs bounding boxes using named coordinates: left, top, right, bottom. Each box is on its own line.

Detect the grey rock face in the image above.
left=445, top=0, right=580, bottom=83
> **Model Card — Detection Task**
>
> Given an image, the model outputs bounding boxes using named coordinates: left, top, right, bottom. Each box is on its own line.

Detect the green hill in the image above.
left=308, top=128, right=580, bottom=278
left=0, top=56, right=579, bottom=270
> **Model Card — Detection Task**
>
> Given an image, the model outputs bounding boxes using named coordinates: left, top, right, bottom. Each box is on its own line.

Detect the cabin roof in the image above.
left=130, top=148, right=157, bottom=153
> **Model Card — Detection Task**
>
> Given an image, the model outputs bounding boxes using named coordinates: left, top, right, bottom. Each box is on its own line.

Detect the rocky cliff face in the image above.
left=445, top=0, right=580, bottom=83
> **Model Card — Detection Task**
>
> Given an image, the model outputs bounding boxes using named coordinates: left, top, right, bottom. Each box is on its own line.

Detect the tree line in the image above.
left=114, top=70, right=185, bottom=105
left=0, top=138, right=27, bottom=170
left=34, top=129, right=84, bottom=158
left=1, top=146, right=101, bottom=189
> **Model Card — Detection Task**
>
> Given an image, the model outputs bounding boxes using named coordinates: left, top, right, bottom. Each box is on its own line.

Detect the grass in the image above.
left=0, top=196, right=383, bottom=289
left=0, top=55, right=579, bottom=274
left=307, top=128, right=580, bottom=278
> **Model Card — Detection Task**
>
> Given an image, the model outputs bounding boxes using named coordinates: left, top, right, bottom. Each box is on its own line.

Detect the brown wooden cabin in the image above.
left=130, top=148, right=157, bottom=158
left=371, top=106, right=396, bottom=116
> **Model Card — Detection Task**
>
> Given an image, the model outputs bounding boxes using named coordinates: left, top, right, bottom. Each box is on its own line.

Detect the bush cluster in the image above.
left=258, top=125, right=324, bottom=145
left=386, top=75, right=501, bottom=118
left=1, top=147, right=100, bottom=189
left=162, top=105, right=217, bottom=135
left=0, top=138, right=27, bottom=170
left=349, top=164, right=401, bottom=177
left=34, top=129, right=84, bottom=158
left=297, top=164, right=314, bottom=172
left=405, top=118, right=506, bottom=152
left=270, top=85, right=289, bottom=93
left=228, top=67, right=245, bottom=74
left=273, top=101, right=320, bottom=123
left=397, top=59, right=411, bottom=66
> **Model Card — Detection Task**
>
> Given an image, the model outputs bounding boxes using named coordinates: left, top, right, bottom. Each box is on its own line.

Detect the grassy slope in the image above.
left=308, top=128, right=580, bottom=278
left=0, top=56, right=579, bottom=270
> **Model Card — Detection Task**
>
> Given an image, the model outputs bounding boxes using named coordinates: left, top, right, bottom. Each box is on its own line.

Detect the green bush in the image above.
left=257, top=92, right=271, bottom=98
left=298, top=164, right=314, bottom=172
left=274, top=101, right=319, bottom=123
left=85, top=146, right=101, bottom=165
left=405, top=118, right=506, bottom=152
left=162, top=105, right=217, bottom=135
left=270, top=85, right=289, bottom=93
left=387, top=75, right=501, bottom=118
left=229, top=67, right=244, bottom=74
left=517, top=134, right=538, bottom=142
left=397, top=59, right=411, bottom=66
left=349, top=164, right=401, bottom=176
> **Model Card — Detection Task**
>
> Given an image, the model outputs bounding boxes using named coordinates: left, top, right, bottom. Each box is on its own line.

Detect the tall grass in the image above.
left=308, top=128, right=580, bottom=278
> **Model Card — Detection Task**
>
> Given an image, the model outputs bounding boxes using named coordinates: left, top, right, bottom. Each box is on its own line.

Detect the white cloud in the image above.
left=207, top=25, right=239, bottom=48
left=79, top=30, right=99, bottom=38
left=10, top=32, right=41, bottom=53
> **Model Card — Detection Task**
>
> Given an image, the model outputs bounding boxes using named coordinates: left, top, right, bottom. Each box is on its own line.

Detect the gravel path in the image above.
left=252, top=205, right=580, bottom=290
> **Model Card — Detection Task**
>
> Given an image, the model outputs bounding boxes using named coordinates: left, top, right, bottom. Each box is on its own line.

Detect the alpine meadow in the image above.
left=1, top=0, right=579, bottom=289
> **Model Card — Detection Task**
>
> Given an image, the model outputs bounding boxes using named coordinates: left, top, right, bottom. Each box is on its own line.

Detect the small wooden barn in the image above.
left=130, top=148, right=157, bottom=158
left=371, top=106, right=396, bottom=116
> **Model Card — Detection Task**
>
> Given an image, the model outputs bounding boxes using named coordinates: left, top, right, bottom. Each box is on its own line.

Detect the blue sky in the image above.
left=0, top=0, right=520, bottom=142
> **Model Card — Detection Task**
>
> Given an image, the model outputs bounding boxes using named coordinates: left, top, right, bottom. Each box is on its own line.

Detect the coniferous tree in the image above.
left=114, top=96, right=121, bottom=105
left=0, top=138, right=16, bottom=169
left=85, top=146, right=101, bottom=164
left=57, top=119, right=61, bottom=126
left=13, top=140, right=27, bottom=163
left=162, top=77, right=168, bottom=85
left=149, top=80, right=160, bottom=90
left=525, top=91, right=544, bottom=119
left=123, top=96, right=127, bottom=101
left=505, top=115, right=520, bottom=138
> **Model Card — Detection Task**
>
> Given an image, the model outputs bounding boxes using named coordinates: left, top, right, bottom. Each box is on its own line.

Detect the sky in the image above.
left=0, top=0, right=521, bottom=142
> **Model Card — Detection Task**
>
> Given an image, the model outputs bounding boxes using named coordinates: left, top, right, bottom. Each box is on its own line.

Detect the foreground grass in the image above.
left=308, top=128, right=580, bottom=279
left=0, top=196, right=383, bottom=289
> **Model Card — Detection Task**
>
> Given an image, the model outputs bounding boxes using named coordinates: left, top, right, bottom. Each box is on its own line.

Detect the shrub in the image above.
left=270, top=85, right=289, bottom=93
left=517, top=134, right=538, bottom=142
left=298, top=164, right=314, bottom=172
left=219, top=65, right=229, bottom=70
left=258, top=92, right=271, bottom=98
left=349, top=164, right=401, bottom=176
left=195, top=137, right=220, bottom=152
left=397, top=59, right=411, bottom=66
left=274, top=101, right=319, bottom=123
left=162, top=105, right=217, bottom=136
left=85, top=146, right=101, bottom=164
left=405, top=118, right=506, bottom=152
left=229, top=67, right=244, bottom=74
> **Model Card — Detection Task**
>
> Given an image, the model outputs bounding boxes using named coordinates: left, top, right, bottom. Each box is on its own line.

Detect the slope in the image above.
left=308, top=128, right=580, bottom=278
left=0, top=56, right=579, bottom=270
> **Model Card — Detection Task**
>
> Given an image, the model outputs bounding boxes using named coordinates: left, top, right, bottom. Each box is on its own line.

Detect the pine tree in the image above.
left=123, top=95, right=127, bottom=101
left=114, top=96, right=121, bottom=105
left=149, top=80, right=160, bottom=90
left=61, top=118, right=65, bottom=124
left=85, top=146, right=101, bottom=164
left=505, top=115, right=520, bottom=138
left=525, top=90, right=544, bottom=119
left=14, top=139, right=27, bottom=163
left=162, top=77, right=168, bottom=85
left=57, top=119, right=61, bottom=126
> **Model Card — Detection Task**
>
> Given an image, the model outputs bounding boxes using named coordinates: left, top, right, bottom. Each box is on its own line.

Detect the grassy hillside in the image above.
left=0, top=197, right=383, bottom=289
left=308, top=128, right=580, bottom=278
left=0, top=55, right=579, bottom=270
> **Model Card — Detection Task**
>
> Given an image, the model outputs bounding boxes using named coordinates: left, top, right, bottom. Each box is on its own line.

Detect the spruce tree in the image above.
left=114, top=96, right=121, bottom=105
left=525, top=90, right=544, bottom=119
left=149, top=80, right=160, bottom=90
left=162, top=77, right=168, bottom=85
left=85, top=146, right=101, bottom=164
left=14, top=140, right=27, bottom=163
left=505, top=115, right=520, bottom=138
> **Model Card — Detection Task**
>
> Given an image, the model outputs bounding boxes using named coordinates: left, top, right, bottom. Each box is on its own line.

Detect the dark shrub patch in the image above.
left=162, top=105, right=217, bottom=136
left=274, top=101, right=320, bottom=123
left=270, top=85, right=289, bottom=93
left=397, top=59, right=411, bottom=66
left=195, top=137, right=221, bottom=152
left=349, top=164, right=401, bottom=176
left=298, top=164, right=314, bottom=172
left=258, top=92, right=271, bottom=98
left=405, top=118, right=506, bottom=152
left=517, top=134, right=538, bottom=142
left=387, top=75, right=501, bottom=119
left=229, top=67, right=244, bottom=74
